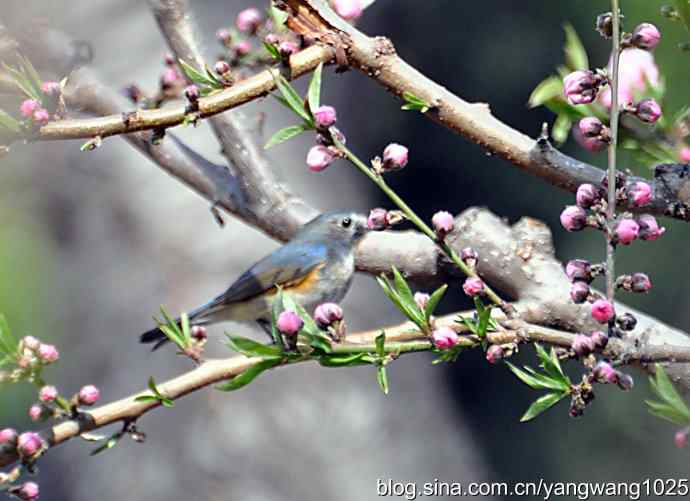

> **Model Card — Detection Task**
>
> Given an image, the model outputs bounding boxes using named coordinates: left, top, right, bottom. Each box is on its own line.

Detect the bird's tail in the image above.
left=139, top=302, right=218, bottom=351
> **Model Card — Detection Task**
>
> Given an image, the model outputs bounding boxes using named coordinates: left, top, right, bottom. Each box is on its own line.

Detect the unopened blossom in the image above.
left=631, top=23, right=661, bottom=51
left=16, top=432, right=43, bottom=458
left=236, top=7, right=263, bottom=33
left=593, top=361, right=618, bottom=384
left=367, top=208, right=388, bottom=230
left=596, top=12, right=613, bottom=38
left=28, top=404, right=45, bottom=422
left=431, top=211, right=454, bottom=237
left=333, top=0, right=363, bottom=21
left=565, top=259, right=592, bottom=283
left=631, top=272, right=652, bottom=293
left=234, top=40, right=252, bottom=57
left=485, top=344, right=504, bottom=364
left=15, top=481, right=39, bottom=501
left=563, top=70, right=602, bottom=105
left=573, top=124, right=609, bottom=152
left=276, top=311, right=303, bottom=336
left=675, top=430, right=688, bottom=449
left=37, top=344, right=59, bottom=363
left=216, top=28, right=231, bottom=45
left=414, top=292, right=430, bottom=311
left=313, top=105, right=337, bottom=128
left=637, top=214, right=665, bottom=241
left=278, top=41, right=299, bottom=58
left=460, top=247, right=478, bottom=267
left=579, top=117, right=604, bottom=138
left=214, top=60, right=231, bottom=75
left=191, top=325, right=207, bottom=341
left=32, top=109, right=50, bottom=125
left=634, top=98, right=662, bottom=124
left=19, top=99, right=40, bottom=118
left=570, top=282, right=590, bottom=304
left=38, top=385, right=58, bottom=403
left=432, top=326, right=458, bottom=350
left=591, top=331, right=609, bottom=349
left=462, top=277, right=484, bottom=297
left=576, top=184, right=601, bottom=208
left=184, top=85, right=199, bottom=103
left=617, top=372, right=634, bottom=391
left=313, top=303, right=343, bottom=327
left=264, top=33, right=279, bottom=46
left=21, top=336, right=40, bottom=351
left=680, top=147, right=690, bottom=163
left=78, top=385, right=100, bottom=406
left=572, top=334, right=595, bottom=357
left=599, top=48, right=659, bottom=107
left=628, top=181, right=652, bottom=206
left=382, top=143, right=408, bottom=171
left=560, top=206, right=587, bottom=232
left=0, top=428, right=17, bottom=445
left=306, top=145, right=335, bottom=172
left=160, top=67, right=180, bottom=86
left=617, top=312, right=637, bottom=332
left=591, top=299, right=615, bottom=323
left=41, top=81, right=61, bottom=95
left=615, top=219, right=639, bottom=245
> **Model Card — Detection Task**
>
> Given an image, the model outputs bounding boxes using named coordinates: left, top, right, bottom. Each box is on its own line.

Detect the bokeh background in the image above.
left=1, top=1, right=689, bottom=499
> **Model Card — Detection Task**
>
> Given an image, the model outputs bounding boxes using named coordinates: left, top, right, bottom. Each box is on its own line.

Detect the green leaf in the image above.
left=377, top=365, right=389, bottom=394
left=264, top=124, right=307, bottom=149
left=375, top=332, right=386, bottom=357
left=2, top=63, right=40, bottom=101
left=134, top=395, right=160, bottom=403
left=18, top=55, right=43, bottom=98
left=271, top=71, right=312, bottom=124
left=528, top=76, right=563, bottom=108
left=391, top=267, right=415, bottom=312
left=0, top=109, right=21, bottom=133
left=225, top=335, right=283, bottom=358
left=563, top=23, right=589, bottom=71
left=318, top=353, right=368, bottom=367
left=90, top=435, right=122, bottom=456
left=523, top=366, right=570, bottom=392
left=646, top=364, right=690, bottom=425
left=401, top=91, right=430, bottom=113
left=0, top=315, right=18, bottom=359
left=552, top=114, right=572, bottom=145
left=520, top=392, right=565, bottom=422
left=180, top=313, right=191, bottom=342
left=178, top=59, right=219, bottom=88
left=216, top=359, right=279, bottom=391
left=535, top=343, right=566, bottom=381
left=270, top=289, right=286, bottom=349
left=263, top=42, right=280, bottom=61
left=424, top=284, right=447, bottom=321
left=307, top=62, right=323, bottom=113
left=506, top=362, right=552, bottom=390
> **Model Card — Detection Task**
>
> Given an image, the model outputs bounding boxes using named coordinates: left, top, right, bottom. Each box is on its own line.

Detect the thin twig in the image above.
left=607, top=0, right=621, bottom=301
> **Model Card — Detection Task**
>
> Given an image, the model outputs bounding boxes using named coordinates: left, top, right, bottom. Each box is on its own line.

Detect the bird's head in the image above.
left=298, top=210, right=369, bottom=245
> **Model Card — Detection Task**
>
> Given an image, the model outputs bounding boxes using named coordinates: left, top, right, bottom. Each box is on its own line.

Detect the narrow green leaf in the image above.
left=645, top=400, right=690, bottom=425
left=523, top=366, right=570, bottom=392
left=18, top=55, right=43, bottom=98
left=377, top=365, right=389, bottom=395
left=0, top=315, right=18, bottom=358
left=225, top=335, right=283, bottom=358
left=647, top=364, right=690, bottom=423
left=307, top=62, right=323, bottom=113
left=424, top=284, right=447, bottom=321
left=375, top=332, right=386, bottom=357
left=535, top=343, right=566, bottom=381
left=2, top=63, right=40, bottom=101
left=90, top=435, right=121, bottom=456
left=552, top=114, right=572, bottom=145
left=264, top=42, right=280, bottom=61
left=563, top=23, right=589, bottom=71
left=271, top=71, right=312, bottom=124
left=528, top=76, right=563, bottom=108
left=506, top=362, right=559, bottom=391
left=180, top=313, right=191, bottom=342
left=178, top=59, right=218, bottom=87
left=520, top=392, right=564, bottom=422
left=216, top=359, right=279, bottom=391
left=264, top=124, right=307, bottom=149
left=318, top=353, right=368, bottom=367
left=134, top=395, right=160, bottom=403
left=0, top=109, right=21, bottom=133
left=147, top=376, right=159, bottom=395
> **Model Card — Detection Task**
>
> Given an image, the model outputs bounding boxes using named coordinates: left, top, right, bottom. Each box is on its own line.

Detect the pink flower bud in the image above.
left=675, top=430, right=688, bottom=449
left=637, top=214, right=665, bottom=241
left=37, top=344, right=59, bottom=363
left=191, top=325, right=207, bottom=341
left=570, top=282, right=590, bottom=304
left=19, top=99, right=40, bottom=118
left=485, top=344, right=504, bottom=364
left=78, top=385, right=100, bottom=406
left=236, top=7, right=263, bottom=33
left=313, top=303, right=343, bottom=327
left=432, top=326, right=458, bottom=350
left=565, top=259, right=592, bottom=283
left=216, top=28, right=231, bottom=45
left=576, top=184, right=601, bottom=208
left=41, top=81, right=61, bottom=96
left=234, top=40, right=252, bottom=57
left=617, top=312, right=637, bottom=331
left=431, top=211, right=454, bottom=237
left=367, top=208, right=388, bottom=230
left=313, top=105, right=337, bottom=128
left=278, top=41, right=299, bottom=57
left=631, top=272, right=652, bottom=293
left=15, top=481, right=39, bottom=501
left=161, top=67, right=180, bottom=86
left=573, top=125, right=609, bottom=152
left=462, top=277, right=485, bottom=297
left=277, top=310, right=303, bottom=336
left=382, top=143, right=409, bottom=171
left=572, top=334, right=595, bottom=357
left=414, top=292, right=430, bottom=311
left=632, top=23, right=661, bottom=51
left=629, top=181, right=652, bottom=206
left=591, top=331, right=609, bottom=349
left=22, top=336, right=40, bottom=351
left=184, top=85, right=200, bottom=102
left=163, top=53, right=175, bottom=66
left=617, top=372, right=634, bottom=391
left=593, top=361, right=618, bottom=384
left=28, top=404, right=45, bottom=422
left=32, top=109, right=50, bottom=125
left=591, top=299, right=615, bottom=323
left=615, top=219, right=639, bottom=245
left=17, top=432, right=43, bottom=458
left=680, top=147, right=690, bottom=163
left=578, top=117, right=604, bottom=138
left=214, top=60, right=231, bottom=75
left=460, top=247, right=478, bottom=265
left=634, top=98, right=662, bottom=123
left=560, top=206, right=587, bottom=232
left=38, top=385, right=58, bottom=403
left=333, top=0, right=363, bottom=21
left=0, top=428, right=17, bottom=445
left=264, top=33, right=279, bottom=46
left=563, top=70, right=602, bottom=105
left=306, top=145, right=335, bottom=172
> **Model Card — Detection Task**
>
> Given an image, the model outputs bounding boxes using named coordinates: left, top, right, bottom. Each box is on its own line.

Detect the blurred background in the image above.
left=1, top=1, right=689, bottom=499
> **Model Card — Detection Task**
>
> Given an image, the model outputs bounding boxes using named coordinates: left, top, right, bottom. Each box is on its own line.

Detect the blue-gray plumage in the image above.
left=140, top=210, right=368, bottom=349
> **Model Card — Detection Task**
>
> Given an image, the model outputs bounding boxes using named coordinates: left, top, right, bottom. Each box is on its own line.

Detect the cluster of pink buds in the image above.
left=564, top=18, right=663, bottom=152
left=366, top=208, right=405, bottom=231
left=13, top=336, right=59, bottom=376
left=0, top=430, right=43, bottom=498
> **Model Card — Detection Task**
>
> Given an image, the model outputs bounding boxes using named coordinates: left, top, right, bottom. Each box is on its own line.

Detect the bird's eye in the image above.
left=341, top=217, right=352, bottom=228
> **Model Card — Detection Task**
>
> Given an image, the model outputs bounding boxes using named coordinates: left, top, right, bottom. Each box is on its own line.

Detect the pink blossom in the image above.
left=675, top=430, right=688, bottom=449
left=234, top=40, right=252, bottom=57
left=367, top=208, right=388, bottom=230
left=278, top=41, right=299, bottom=57
left=462, top=277, right=485, bottom=297
left=560, top=206, right=587, bottom=232
left=382, top=143, right=409, bottom=171
left=38, top=385, right=58, bottom=403
left=333, top=0, right=363, bottom=21
left=432, top=326, right=458, bottom=350
left=313, top=105, right=337, bottom=128
left=78, top=385, right=100, bottom=406
left=16, top=432, right=43, bottom=458
left=563, top=70, right=601, bottom=105
left=276, top=310, right=303, bottom=336
left=680, top=147, right=690, bottom=163
left=431, top=211, right=454, bottom=236
left=632, top=23, right=661, bottom=51
left=599, top=48, right=659, bottom=107
left=637, top=214, right=666, bottom=241
left=235, top=7, right=263, bottom=33
left=28, top=404, right=44, bottom=422
left=591, top=299, right=615, bottom=323
left=313, top=303, right=343, bottom=327
left=485, top=344, right=504, bottom=364
left=0, top=428, right=17, bottom=444
left=629, top=181, right=652, bottom=206
left=615, top=219, right=639, bottom=245
left=19, top=99, right=40, bottom=118
left=15, top=481, right=39, bottom=501
left=306, top=145, right=335, bottom=172
left=32, top=109, right=50, bottom=125
left=37, top=344, right=59, bottom=363
left=414, top=292, right=430, bottom=311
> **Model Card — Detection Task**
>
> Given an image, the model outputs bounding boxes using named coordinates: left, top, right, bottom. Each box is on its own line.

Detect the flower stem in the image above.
left=607, top=0, right=621, bottom=301
left=332, top=138, right=511, bottom=314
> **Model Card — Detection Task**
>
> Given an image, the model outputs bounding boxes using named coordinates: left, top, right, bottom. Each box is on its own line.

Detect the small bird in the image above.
left=140, top=210, right=368, bottom=349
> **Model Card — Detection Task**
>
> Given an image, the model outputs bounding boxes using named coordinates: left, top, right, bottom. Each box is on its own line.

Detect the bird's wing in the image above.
left=202, top=241, right=329, bottom=311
